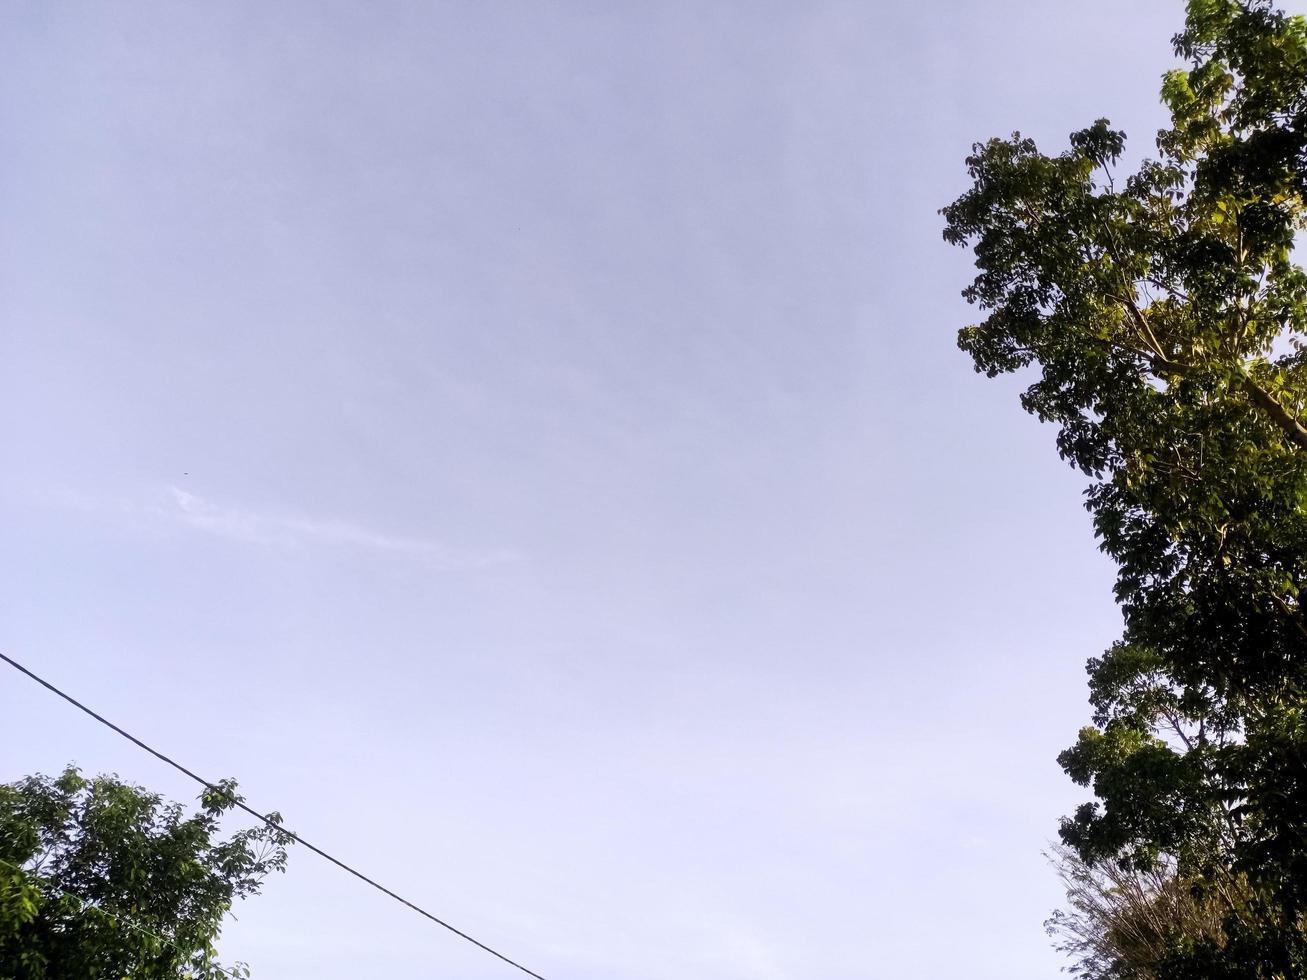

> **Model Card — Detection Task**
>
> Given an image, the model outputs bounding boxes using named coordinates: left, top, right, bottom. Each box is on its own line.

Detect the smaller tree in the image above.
left=1046, top=843, right=1252, bottom=979
left=0, top=767, right=290, bottom=980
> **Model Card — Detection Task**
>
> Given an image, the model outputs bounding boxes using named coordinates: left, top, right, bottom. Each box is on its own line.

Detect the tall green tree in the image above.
left=943, top=1, right=1307, bottom=975
left=0, top=767, right=289, bottom=980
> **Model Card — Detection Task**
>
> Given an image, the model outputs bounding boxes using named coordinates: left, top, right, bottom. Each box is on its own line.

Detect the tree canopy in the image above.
left=0, top=767, right=289, bottom=980
left=944, top=0, right=1307, bottom=974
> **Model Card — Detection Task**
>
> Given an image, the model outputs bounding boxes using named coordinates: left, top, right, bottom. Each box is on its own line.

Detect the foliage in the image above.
left=1045, top=844, right=1246, bottom=979
left=0, top=767, right=289, bottom=980
left=943, top=0, right=1307, bottom=974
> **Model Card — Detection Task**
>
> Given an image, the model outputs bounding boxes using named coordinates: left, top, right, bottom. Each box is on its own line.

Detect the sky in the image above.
left=0, top=2, right=1236, bottom=978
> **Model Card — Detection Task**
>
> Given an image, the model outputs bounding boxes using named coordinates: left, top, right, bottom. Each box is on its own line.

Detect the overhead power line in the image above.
left=0, top=650, right=551, bottom=980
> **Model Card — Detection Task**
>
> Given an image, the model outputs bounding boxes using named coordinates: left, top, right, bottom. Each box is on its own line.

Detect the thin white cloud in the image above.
left=163, top=486, right=520, bottom=565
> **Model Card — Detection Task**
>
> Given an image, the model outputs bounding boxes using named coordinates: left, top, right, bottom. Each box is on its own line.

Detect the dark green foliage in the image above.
left=0, top=768, right=289, bottom=980
left=944, top=1, right=1307, bottom=974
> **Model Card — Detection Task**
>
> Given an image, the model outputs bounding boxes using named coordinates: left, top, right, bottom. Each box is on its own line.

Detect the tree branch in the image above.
left=1101, top=298, right=1307, bottom=450
left=1238, top=374, right=1307, bottom=451
left=1267, top=591, right=1307, bottom=643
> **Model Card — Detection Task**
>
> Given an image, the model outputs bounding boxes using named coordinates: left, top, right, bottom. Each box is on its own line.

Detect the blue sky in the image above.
left=0, top=2, right=1238, bottom=977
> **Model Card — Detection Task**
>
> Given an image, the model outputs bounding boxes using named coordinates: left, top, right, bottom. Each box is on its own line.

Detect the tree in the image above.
left=1045, top=843, right=1249, bottom=980
left=0, top=767, right=289, bottom=980
left=943, top=0, right=1307, bottom=974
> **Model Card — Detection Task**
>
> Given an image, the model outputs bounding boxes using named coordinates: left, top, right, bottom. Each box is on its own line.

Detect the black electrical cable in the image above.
left=0, top=650, right=550, bottom=980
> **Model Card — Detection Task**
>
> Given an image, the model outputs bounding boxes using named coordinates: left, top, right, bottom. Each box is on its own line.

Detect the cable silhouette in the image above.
left=0, top=650, right=551, bottom=980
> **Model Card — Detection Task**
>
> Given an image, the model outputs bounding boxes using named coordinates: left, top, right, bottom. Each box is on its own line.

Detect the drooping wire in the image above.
left=0, top=650, right=551, bottom=980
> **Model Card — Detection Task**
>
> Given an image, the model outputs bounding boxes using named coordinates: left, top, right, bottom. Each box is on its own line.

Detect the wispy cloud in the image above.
left=161, top=486, right=520, bottom=566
